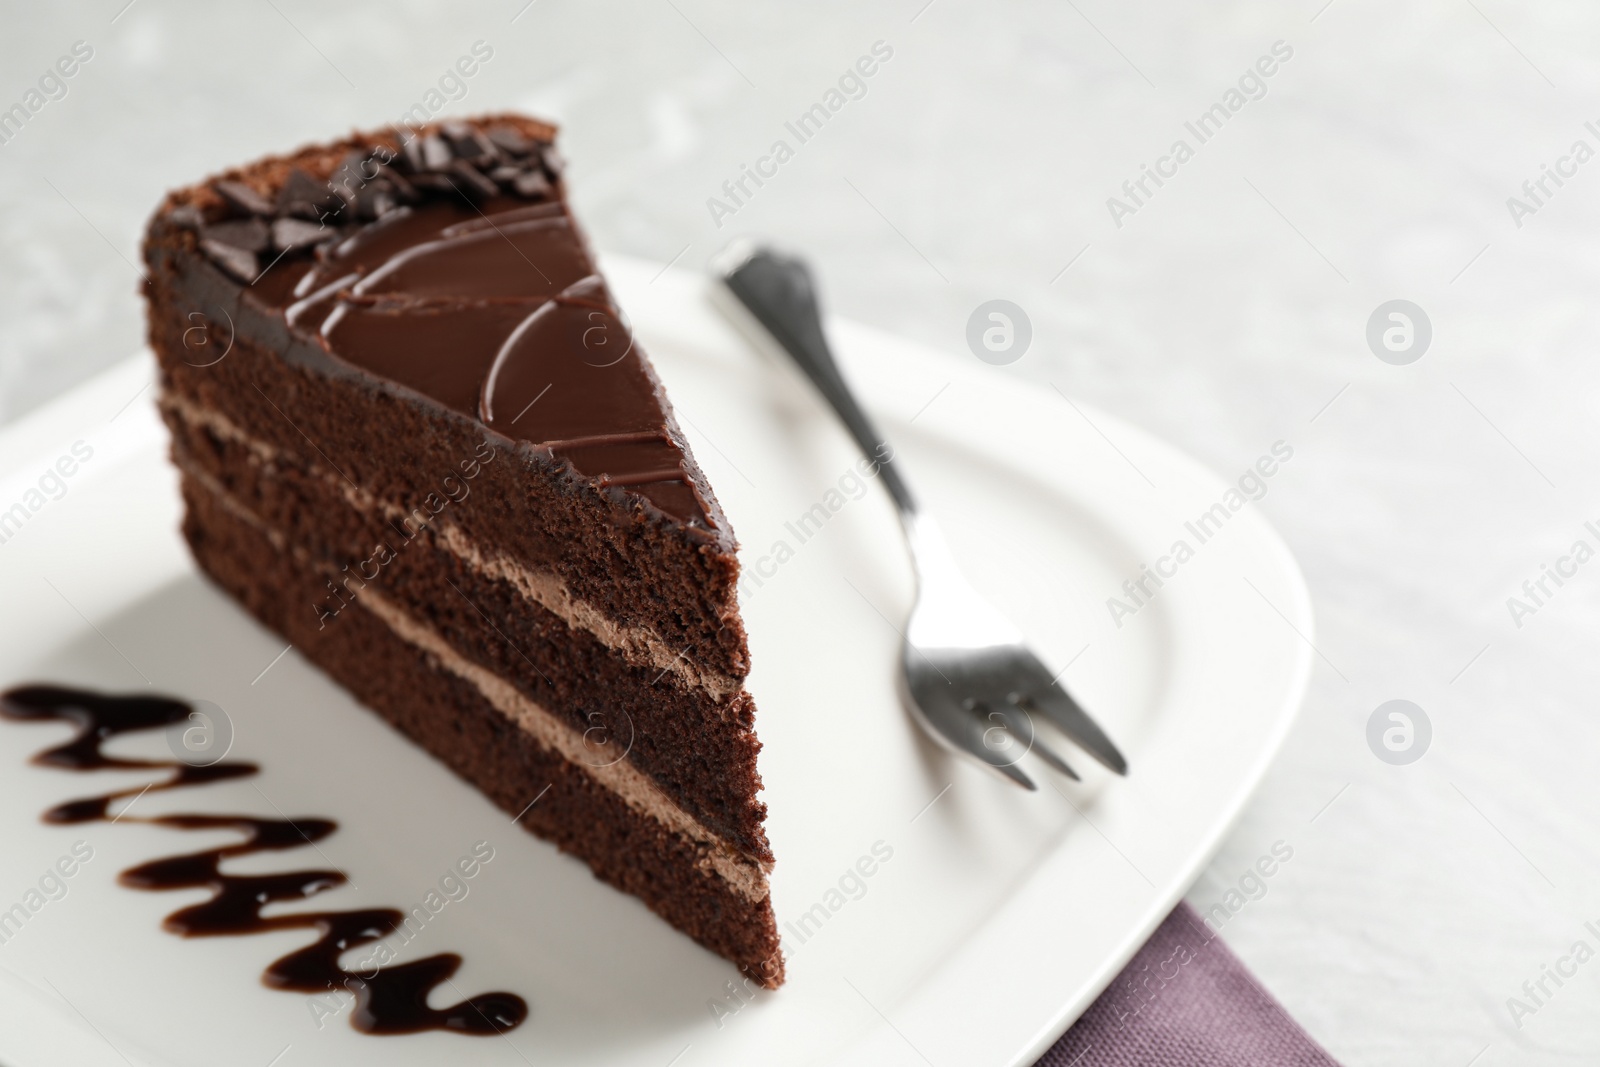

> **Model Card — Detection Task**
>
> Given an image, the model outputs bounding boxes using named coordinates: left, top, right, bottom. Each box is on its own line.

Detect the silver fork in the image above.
left=712, top=241, right=1128, bottom=789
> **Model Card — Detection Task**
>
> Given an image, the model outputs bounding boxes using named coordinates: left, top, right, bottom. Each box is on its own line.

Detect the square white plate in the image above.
left=0, top=255, right=1311, bottom=1067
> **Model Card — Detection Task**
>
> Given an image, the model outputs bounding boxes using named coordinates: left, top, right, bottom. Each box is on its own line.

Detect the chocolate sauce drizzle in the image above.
left=0, top=684, right=527, bottom=1036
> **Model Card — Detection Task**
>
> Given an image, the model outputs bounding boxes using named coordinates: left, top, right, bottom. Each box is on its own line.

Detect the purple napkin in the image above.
left=1035, top=903, right=1339, bottom=1066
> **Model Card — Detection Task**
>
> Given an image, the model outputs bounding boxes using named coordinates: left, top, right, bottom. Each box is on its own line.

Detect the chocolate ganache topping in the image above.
left=174, top=120, right=710, bottom=526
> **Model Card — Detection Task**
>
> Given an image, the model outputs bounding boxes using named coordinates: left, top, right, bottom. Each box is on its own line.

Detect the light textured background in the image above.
left=4, top=1, right=1600, bottom=1063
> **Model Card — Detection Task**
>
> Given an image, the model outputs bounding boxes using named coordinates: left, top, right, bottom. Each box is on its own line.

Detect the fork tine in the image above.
left=905, top=682, right=1037, bottom=790
left=1024, top=685, right=1129, bottom=776
left=1030, top=740, right=1082, bottom=781
left=990, top=704, right=1080, bottom=781
left=992, top=703, right=1081, bottom=780
left=1024, top=735, right=1088, bottom=783
left=984, top=751, right=1037, bottom=791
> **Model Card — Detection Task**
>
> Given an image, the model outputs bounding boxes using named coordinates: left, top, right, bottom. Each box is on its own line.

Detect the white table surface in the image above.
left=4, top=2, right=1598, bottom=1063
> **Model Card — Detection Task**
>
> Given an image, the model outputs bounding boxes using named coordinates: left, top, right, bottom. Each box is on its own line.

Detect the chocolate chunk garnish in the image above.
left=368, top=143, right=400, bottom=172
left=213, top=179, right=275, bottom=216
left=420, top=134, right=453, bottom=171
left=202, top=217, right=270, bottom=254
left=446, top=160, right=499, bottom=200
left=190, top=125, right=560, bottom=282
left=486, top=125, right=536, bottom=158
left=406, top=172, right=456, bottom=194
left=327, top=151, right=370, bottom=202
left=512, top=170, right=553, bottom=200
left=167, top=204, right=204, bottom=231
left=355, top=187, right=399, bottom=220
left=397, top=133, right=427, bottom=174
left=381, top=165, right=419, bottom=203
left=278, top=168, right=340, bottom=219
left=271, top=217, right=328, bottom=251
left=441, top=121, right=493, bottom=162
left=199, top=238, right=259, bottom=282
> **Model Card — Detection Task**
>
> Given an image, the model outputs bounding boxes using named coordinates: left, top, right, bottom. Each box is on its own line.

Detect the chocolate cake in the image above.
left=140, top=114, right=782, bottom=987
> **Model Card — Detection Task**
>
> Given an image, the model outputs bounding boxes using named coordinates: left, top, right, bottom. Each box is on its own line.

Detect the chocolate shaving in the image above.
left=442, top=121, right=496, bottom=165
left=167, top=204, right=204, bottom=231
left=201, top=218, right=270, bottom=254
left=199, top=238, right=259, bottom=283
left=398, top=134, right=427, bottom=174
left=355, top=187, right=400, bottom=220
left=512, top=170, right=552, bottom=200
left=213, top=179, right=275, bottom=216
left=327, top=151, right=370, bottom=203
left=406, top=172, right=456, bottom=195
left=182, top=122, right=562, bottom=281
left=381, top=166, right=419, bottom=203
left=420, top=134, right=453, bottom=172
left=486, top=125, right=536, bottom=158
left=446, top=160, right=499, bottom=201
left=278, top=168, right=340, bottom=219
left=271, top=217, right=328, bottom=252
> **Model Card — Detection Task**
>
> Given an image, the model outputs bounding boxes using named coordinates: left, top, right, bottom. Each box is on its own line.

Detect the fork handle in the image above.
left=716, top=243, right=919, bottom=516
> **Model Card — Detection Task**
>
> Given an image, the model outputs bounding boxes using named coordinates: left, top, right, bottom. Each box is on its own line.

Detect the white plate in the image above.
left=0, top=255, right=1311, bottom=1067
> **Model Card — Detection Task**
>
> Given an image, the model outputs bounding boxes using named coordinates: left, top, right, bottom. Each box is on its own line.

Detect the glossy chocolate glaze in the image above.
left=232, top=182, right=707, bottom=525
left=0, top=684, right=527, bottom=1036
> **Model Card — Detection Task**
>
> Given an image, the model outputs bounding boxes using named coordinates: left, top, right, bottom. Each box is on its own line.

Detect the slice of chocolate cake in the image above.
left=140, top=114, right=782, bottom=987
